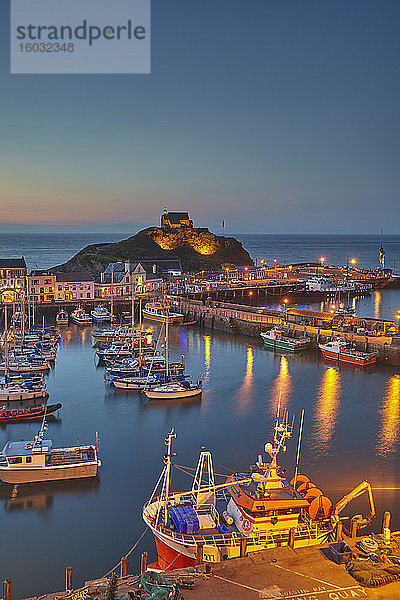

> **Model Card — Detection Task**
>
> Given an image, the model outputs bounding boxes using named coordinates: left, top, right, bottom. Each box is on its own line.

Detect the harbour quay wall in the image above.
left=171, top=298, right=400, bottom=366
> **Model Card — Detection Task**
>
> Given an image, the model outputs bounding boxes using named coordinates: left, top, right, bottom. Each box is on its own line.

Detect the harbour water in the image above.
left=0, top=233, right=399, bottom=599
left=1, top=323, right=400, bottom=599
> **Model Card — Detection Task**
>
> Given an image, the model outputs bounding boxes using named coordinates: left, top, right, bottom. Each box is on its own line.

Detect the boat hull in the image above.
left=0, top=390, right=48, bottom=402
left=147, top=520, right=329, bottom=571
left=0, top=403, right=62, bottom=423
left=144, top=388, right=202, bottom=400
left=0, top=462, right=99, bottom=484
left=142, top=311, right=184, bottom=324
left=260, top=335, right=308, bottom=352
left=319, top=347, right=376, bottom=366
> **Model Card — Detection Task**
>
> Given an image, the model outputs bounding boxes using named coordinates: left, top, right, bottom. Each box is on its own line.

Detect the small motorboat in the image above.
left=91, top=305, right=114, bottom=324
left=142, top=302, right=184, bottom=324
left=71, top=307, right=92, bottom=325
left=0, top=429, right=101, bottom=484
left=0, top=382, right=49, bottom=402
left=144, top=380, right=202, bottom=400
left=260, top=328, right=310, bottom=352
left=319, top=339, right=377, bottom=366
left=0, top=403, right=62, bottom=423
left=56, top=310, right=68, bottom=325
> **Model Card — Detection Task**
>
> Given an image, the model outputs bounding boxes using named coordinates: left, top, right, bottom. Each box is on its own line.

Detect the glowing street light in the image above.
left=346, top=257, right=357, bottom=280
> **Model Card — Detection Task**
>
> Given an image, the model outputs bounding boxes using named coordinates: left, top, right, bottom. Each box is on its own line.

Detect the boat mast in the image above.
left=131, top=271, right=135, bottom=352
left=165, top=307, right=169, bottom=379
left=4, top=306, right=9, bottom=382
left=163, top=428, right=176, bottom=524
left=293, top=409, right=305, bottom=489
left=111, top=270, right=114, bottom=321
left=138, top=298, right=142, bottom=368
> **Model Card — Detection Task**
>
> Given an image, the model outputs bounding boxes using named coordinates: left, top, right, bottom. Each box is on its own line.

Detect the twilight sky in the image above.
left=0, top=0, right=399, bottom=233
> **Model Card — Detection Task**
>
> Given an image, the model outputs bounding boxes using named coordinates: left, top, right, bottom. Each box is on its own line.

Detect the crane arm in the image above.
left=332, top=480, right=375, bottom=525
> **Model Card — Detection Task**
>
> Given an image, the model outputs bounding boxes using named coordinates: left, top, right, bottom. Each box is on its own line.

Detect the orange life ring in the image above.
left=25, top=443, right=33, bottom=450
left=242, top=519, right=251, bottom=531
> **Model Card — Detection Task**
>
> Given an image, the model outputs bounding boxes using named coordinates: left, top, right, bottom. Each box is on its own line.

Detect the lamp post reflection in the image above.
left=377, top=375, right=400, bottom=455
left=203, top=335, right=211, bottom=382
left=374, top=291, right=381, bottom=320
left=236, top=346, right=254, bottom=416
left=313, top=367, right=341, bottom=452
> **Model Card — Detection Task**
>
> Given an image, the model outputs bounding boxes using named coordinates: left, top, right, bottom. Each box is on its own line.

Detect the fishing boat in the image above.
left=0, top=403, right=62, bottom=423
left=91, top=305, right=114, bottom=324
left=71, top=307, right=92, bottom=325
left=318, top=339, right=377, bottom=366
left=142, top=303, right=184, bottom=324
left=260, top=328, right=310, bottom=352
left=143, top=420, right=374, bottom=570
left=144, top=380, right=202, bottom=400
left=0, top=428, right=101, bottom=484
left=56, top=310, right=68, bottom=325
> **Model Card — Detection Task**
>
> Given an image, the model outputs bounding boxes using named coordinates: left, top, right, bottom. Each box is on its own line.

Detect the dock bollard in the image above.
left=140, top=552, right=148, bottom=574
left=335, top=521, right=343, bottom=542
left=120, top=556, right=128, bottom=578
left=382, top=511, right=391, bottom=533
left=65, top=567, right=73, bottom=591
left=3, top=579, right=11, bottom=600
left=196, top=543, right=204, bottom=566
left=288, top=528, right=295, bottom=549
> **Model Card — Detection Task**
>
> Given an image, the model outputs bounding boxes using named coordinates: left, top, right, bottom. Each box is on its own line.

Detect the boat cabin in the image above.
left=1, top=439, right=53, bottom=468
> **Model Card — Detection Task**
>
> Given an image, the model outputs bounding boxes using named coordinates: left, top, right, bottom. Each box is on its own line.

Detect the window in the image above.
left=9, top=457, right=23, bottom=464
left=72, top=286, right=76, bottom=291
left=34, top=279, right=39, bottom=285
left=80, top=285, right=83, bottom=290
left=40, top=288, right=44, bottom=293
left=87, top=285, right=91, bottom=290
left=26, top=456, right=32, bottom=463
left=58, top=285, right=62, bottom=290
left=44, top=279, right=51, bottom=284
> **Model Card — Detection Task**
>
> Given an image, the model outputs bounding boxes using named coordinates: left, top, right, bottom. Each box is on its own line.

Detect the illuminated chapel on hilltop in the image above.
left=161, top=208, right=193, bottom=231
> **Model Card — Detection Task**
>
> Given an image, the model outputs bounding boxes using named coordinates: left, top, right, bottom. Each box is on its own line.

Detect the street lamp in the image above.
left=283, top=298, right=289, bottom=321
left=346, top=257, right=356, bottom=281
left=318, top=256, right=325, bottom=276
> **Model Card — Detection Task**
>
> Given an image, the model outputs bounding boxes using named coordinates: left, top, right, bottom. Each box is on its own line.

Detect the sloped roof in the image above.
left=163, top=212, right=190, bottom=224
left=55, top=271, right=94, bottom=282
left=139, top=259, right=182, bottom=272
left=0, top=257, right=27, bottom=269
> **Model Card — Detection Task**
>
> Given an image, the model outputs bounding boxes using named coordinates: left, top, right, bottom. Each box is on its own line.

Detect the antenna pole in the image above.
left=293, top=409, right=304, bottom=490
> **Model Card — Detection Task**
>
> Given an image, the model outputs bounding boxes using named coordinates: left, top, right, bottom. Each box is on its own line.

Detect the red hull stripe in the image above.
left=155, top=536, right=195, bottom=571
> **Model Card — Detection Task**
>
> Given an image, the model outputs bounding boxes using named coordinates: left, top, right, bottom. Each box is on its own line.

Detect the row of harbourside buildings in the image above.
left=0, top=258, right=184, bottom=304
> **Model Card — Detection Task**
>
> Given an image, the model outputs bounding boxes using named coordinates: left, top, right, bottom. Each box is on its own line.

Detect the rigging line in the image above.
left=173, top=463, right=230, bottom=478
left=102, top=527, right=149, bottom=578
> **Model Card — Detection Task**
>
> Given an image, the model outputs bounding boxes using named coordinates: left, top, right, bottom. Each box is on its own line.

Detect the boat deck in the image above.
left=50, top=448, right=96, bottom=466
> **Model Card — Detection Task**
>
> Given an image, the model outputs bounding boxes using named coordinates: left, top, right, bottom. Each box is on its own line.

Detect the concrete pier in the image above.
left=171, top=298, right=400, bottom=366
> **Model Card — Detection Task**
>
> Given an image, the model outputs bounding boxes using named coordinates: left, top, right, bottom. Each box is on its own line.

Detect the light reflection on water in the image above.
left=236, top=346, right=254, bottom=416
left=374, top=291, right=381, bottom=320
left=312, top=367, right=341, bottom=452
left=268, top=355, right=292, bottom=416
left=377, top=375, right=400, bottom=456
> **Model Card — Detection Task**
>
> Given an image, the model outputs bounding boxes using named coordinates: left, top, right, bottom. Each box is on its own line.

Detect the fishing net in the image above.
left=140, top=571, right=184, bottom=600
left=346, top=559, right=400, bottom=587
